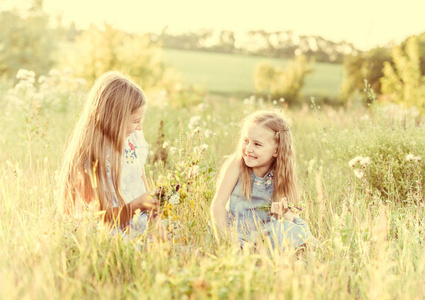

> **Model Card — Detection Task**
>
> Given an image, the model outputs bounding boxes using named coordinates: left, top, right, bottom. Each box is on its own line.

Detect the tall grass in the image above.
left=1, top=74, right=425, bottom=299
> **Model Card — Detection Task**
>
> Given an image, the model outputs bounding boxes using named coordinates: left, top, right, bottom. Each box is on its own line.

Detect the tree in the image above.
left=254, top=55, right=313, bottom=104
left=381, top=36, right=425, bottom=112
left=340, top=47, right=391, bottom=103
left=400, top=32, right=425, bottom=76
left=217, top=30, right=235, bottom=53
left=0, top=8, right=56, bottom=79
left=67, top=24, right=199, bottom=107
left=70, top=24, right=169, bottom=88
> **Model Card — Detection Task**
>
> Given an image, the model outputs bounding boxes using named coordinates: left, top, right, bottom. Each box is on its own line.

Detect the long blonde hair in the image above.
left=237, top=110, right=299, bottom=204
left=59, top=71, right=147, bottom=221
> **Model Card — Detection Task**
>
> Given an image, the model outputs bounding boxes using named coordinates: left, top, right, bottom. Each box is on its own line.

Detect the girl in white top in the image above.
left=59, top=71, right=158, bottom=231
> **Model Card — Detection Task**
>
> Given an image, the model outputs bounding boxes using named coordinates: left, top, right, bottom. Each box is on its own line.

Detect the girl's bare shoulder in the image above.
left=221, top=154, right=242, bottom=175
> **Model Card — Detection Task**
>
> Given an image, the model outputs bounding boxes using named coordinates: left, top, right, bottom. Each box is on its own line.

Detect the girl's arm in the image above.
left=105, top=192, right=158, bottom=228
left=211, top=155, right=241, bottom=235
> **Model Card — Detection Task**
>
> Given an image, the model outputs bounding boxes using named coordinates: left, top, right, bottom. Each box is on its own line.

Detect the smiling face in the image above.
left=241, top=123, right=278, bottom=177
left=125, top=105, right=147, bottom=137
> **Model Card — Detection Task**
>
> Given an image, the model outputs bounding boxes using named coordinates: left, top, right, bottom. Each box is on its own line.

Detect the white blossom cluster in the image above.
left=188, top=165, right=200, bottom=178
left=406, top=154, right=421, bottom=163
left=168, top=193, right=181, bottom=205
left=188, top=116, right=201, bottom=130
left=348, top=156, right=370, bottom=168
left=348, top=156, right=371, bottom=179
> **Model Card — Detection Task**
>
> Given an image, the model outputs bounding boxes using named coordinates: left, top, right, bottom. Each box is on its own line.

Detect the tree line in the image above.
left=1, top=1, right=425, bottom=111
left=154, top=28, right=358, bottom=64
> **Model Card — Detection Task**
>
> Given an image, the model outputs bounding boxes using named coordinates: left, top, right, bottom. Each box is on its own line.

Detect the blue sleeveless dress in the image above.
left=228, top=170, right=315, bottom=249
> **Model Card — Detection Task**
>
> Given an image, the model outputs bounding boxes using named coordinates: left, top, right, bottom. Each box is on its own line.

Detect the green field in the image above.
left=163, top=48, right=344, bottom=98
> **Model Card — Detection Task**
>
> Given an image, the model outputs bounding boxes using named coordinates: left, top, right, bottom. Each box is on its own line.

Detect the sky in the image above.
left=3, top=0, right=425, bottom=50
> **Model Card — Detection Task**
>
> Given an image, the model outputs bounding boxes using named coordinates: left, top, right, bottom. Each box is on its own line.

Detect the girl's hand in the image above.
left=130, top=191, right=159, bottom=212
left=271, top=197, right=295, bottom=222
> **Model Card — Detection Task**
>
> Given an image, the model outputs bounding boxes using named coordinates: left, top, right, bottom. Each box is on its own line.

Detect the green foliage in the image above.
left=399, top=32, right=425, bottom=76
left=381, top=36, right=425, bottom=113
left=340, top=47, right=391, bottom=104
left=254, top=55, right=313, bottom=104
left=326, top=103, right=424, bottom=204
left=341, top=32, right=425, bottom=106
left=0, top=9, right=56, bottom=79
left=66, top=24, right=205, bottom=107
left=69, top=24, right=166, bottom=85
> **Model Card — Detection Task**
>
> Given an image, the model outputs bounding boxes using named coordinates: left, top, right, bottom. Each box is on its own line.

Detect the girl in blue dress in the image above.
left=211, top=110, right=316, bottom=249
left=59, top=71, right=158, bottom=233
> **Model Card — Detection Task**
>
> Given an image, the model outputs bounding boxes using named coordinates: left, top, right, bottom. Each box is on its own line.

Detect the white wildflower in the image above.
left=38, top=75, right=47, bottom=84
left=16, top=69, right=35, bottom=82
left=48, top=69, right=61, bottom=77
left=353, top=169, right=364, bottom=179
left=162, top=142, right=168, bottom=149
left=193, top=127, right=201, bottom=134
left=16, top=69, right=27, bottom=80
left=197, top=103, right=208, bottom=111
left=169, top=147, right=177, bottom=154
left=406, top=154, right=421, bottom=162
left=169, top=193, right=180, bottom=205
left=243, top=96, right=256, bottom=106
left=188, top=165, right=200, bottom=177
left=360, top=157, right=371, bottom=167
left=188, top=116, right=201, bottom=130
left=199, top=144, right=208, bottom=153
left=15, top=81, right=34, bottom=90
left=279, top=98, right=285, bottom=102
left=273, top=100, right=277, bottom=105
left=406, top=154, right=415, bottom=162
left=204, top=129, right=213, bottom=138
left=349, top=156, right=364, bottom=168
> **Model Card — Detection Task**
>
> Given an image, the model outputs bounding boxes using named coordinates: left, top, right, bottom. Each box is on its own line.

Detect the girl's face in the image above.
left=241, top=123, right=278, bottom=177
left=126, top=105, right=147, bottom=137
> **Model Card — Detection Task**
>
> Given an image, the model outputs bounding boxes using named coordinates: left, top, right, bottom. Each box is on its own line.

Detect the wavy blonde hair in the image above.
left=59, top=71, right=147, bottom=222
left=237, top=110, right=299, bottom=204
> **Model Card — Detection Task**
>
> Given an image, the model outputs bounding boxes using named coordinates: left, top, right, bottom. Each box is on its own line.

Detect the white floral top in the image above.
left=107, top=130, right=149, bottom=206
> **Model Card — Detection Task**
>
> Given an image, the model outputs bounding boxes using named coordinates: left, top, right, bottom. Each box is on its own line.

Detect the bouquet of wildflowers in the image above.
left=152, top=174, right=191, bottom=221
left=151, top=172, right=197, bottom=243
left=256, top=197, right=302, bottom=219
left=150, top=118, right=215, bottom=241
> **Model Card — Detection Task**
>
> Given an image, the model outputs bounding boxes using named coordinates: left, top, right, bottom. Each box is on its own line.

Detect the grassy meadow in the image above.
left=163, top=48, right=343, bottom=98
left=1, top=70, right=425, bottom=299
